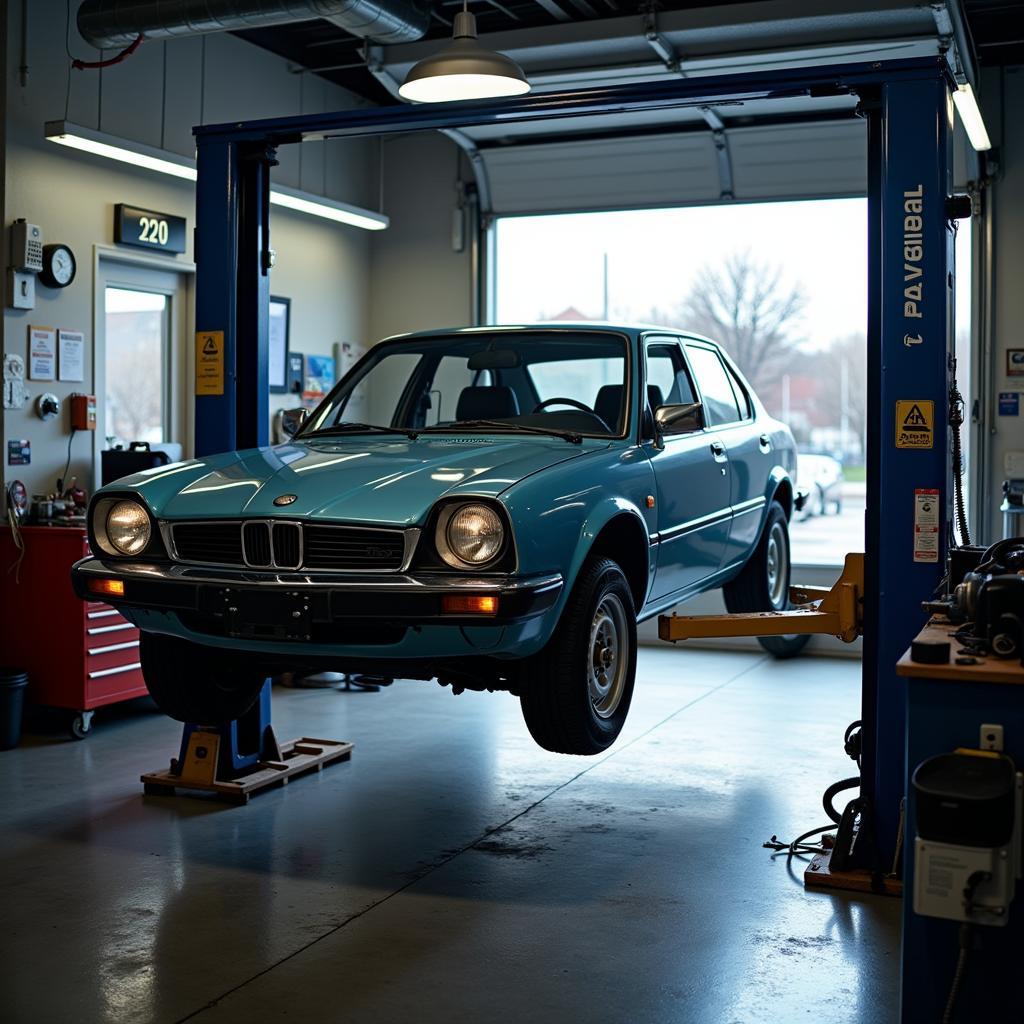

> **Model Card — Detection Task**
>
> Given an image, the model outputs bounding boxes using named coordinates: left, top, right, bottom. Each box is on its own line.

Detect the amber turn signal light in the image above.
left=88, top=578, right=125, bottom=597
left=442, top=594, right=498, bottom=615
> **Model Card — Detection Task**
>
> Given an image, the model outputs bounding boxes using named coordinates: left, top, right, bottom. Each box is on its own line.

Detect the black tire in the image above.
left=519, top=558, right=637, bottom=755
left=723, top=501, right=811, bottom=660
left=139, top=633, right=268, bottom=724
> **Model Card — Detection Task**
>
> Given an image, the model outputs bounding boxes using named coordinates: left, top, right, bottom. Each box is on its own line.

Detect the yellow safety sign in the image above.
left=895, top=399, right=934, bottom=449
left=196, top=331, right=224, bottom=396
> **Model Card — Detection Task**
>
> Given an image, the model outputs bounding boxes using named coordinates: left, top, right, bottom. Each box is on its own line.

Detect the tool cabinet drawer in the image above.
left=85, top=638, right=142, bottom=674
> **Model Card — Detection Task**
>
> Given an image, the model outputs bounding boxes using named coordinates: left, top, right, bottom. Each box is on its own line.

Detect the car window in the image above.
left=721, top=360, right=752, bottom=418
left=685, top=345, right=743, bottom=426
left=303, top=331, right=629, bottom=439
left=427, top=357, right=492, bottom=425
left=527, top=357, right=626, bottom=430
left=644, top=340, right=697, bottom=408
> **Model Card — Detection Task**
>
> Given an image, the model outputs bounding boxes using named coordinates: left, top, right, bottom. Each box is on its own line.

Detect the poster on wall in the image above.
left=303, top=355, right=335, bottom=409
left=268, top=296, right=291, bottom=393
left=58, top=329, right=85, bottom=382
left=28, top=326, right=57, bottom=381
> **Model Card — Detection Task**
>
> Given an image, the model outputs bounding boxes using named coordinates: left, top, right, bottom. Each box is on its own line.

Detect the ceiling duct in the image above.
left=77, top=0, right=431, bottom=49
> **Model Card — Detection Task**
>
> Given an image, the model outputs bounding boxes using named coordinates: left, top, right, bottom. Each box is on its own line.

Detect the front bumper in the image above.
left=71, top=557, right=563, bottom=647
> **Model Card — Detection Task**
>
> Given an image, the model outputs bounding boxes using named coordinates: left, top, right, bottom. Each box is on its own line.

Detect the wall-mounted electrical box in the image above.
left=10, top=220, right=43, bottom=272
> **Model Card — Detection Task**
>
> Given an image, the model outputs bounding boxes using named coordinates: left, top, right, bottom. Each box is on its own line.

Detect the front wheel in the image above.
left=519, top=558, right=637, bottom=755
left=723, top=501, right=810, bottom=659
left=139, top=633, right=268, bottom=724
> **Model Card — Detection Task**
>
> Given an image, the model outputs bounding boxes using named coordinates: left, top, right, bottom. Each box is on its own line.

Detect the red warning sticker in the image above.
left=914, top=488, right=940, bottom=563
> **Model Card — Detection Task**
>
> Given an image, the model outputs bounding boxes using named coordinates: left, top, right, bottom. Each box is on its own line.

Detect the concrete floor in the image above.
left=0, top=648, right=900, bottom=1024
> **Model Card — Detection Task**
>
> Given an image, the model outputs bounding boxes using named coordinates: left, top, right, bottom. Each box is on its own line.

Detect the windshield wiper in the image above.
left=420, top=419, right=582, bottom=444
left=301, top=422, right=420, bottom=440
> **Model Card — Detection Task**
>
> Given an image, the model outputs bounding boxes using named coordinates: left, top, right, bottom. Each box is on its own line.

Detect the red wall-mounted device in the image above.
left=69, top=393, right=97, bottom=431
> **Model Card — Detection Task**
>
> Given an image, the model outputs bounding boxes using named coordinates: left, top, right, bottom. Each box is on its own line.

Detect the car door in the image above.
left=683, top=341, right=765, bottom=566
left=643, top=337, right=732, bottom=601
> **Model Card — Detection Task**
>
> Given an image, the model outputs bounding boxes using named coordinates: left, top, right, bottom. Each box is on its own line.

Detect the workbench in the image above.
left=897, top=617, right=1024, bottom=1022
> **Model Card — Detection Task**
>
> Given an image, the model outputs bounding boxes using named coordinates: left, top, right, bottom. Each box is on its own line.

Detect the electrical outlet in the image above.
left=980, top=723, right=1005, bottom=752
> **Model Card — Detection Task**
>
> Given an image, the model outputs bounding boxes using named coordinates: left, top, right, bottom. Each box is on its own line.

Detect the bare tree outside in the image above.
left=630, top=250, right=807, bottom=394
left=805, top=333, right=868, bottom=459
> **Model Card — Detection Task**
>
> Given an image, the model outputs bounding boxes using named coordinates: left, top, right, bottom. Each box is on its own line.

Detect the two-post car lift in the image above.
left=189, top=57, right=956, bottom=881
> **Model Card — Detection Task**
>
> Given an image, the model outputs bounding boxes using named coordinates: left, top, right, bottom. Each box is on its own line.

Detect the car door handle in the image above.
left=710, top=441, right=727, bottom=460
left=759, top=433, right=772, bottom=452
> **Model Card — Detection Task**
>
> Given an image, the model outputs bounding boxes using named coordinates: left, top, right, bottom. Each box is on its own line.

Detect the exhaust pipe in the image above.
left=78, top=0, right=431, bottom=49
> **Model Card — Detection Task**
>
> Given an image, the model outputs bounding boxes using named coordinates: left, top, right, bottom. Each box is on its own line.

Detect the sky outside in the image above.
left=493, top=198, right=972, bottom=349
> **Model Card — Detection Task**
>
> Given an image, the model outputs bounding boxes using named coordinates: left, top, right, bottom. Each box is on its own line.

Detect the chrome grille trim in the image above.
left=163, top=520, right=419, bottom=574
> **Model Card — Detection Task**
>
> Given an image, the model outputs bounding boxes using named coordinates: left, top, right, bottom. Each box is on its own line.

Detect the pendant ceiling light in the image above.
left=399, top=3, right=530, bottom=103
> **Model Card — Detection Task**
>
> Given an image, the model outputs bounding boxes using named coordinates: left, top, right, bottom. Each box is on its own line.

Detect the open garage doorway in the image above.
left=491, top=199, right=973, bottom=568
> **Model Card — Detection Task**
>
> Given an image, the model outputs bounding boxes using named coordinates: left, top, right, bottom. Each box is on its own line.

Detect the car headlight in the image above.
left=105, top=500, right=151, bottom=555
left=437, top=503, right=505, bottom=568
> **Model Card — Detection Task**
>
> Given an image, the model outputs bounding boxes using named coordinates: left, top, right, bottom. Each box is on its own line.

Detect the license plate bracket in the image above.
left=223, top=588, right=311, bottom=641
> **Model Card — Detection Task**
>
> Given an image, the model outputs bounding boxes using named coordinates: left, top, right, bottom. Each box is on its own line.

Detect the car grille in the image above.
left=170, top=521, right=406, bottom=572
left=172, top=523, right=245, bottom=565
left=304, top=525, right=405, bottom=571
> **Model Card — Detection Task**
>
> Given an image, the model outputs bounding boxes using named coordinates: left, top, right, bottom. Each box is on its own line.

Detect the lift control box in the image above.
left=69, top=393, right=96, bottom=431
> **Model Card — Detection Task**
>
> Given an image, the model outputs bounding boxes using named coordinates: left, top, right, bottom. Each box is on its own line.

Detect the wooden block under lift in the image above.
left=141, top=735, right=354, bottom=804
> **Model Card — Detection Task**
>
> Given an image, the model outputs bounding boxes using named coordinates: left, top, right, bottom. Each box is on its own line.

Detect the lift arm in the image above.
left=658, top=553, right=865, bottom=645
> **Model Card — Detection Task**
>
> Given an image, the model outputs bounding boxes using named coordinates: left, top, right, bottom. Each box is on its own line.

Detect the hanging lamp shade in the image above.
left=399, top=10, right=530, bottom=103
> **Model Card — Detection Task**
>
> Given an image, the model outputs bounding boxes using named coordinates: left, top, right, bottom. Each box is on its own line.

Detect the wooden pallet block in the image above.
left=804, top=849, right=903, bottom=897
left=141, top=736, right=353, bottom=803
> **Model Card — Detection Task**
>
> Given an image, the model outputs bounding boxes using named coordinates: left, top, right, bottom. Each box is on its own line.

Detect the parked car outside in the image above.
left=797, top=452, right=844, bottom=517
left=72, top=325, right=802, bottom=755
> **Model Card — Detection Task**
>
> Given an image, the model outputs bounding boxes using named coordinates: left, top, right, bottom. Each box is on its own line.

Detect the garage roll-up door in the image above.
left=478, top=119, right=868, bottom=216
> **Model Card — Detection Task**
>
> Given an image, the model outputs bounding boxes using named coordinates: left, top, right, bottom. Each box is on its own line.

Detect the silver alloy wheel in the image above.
left=588, top=592, right=629, bottom=718
left=765, top=520, right=789, bottom=609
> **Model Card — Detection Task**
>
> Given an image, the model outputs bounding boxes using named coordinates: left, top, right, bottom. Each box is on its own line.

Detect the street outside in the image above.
left=790, top=480, right=866, bottom=567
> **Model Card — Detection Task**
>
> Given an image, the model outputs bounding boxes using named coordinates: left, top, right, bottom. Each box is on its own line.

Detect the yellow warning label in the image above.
left=196, top=331, right=224, bottom=396
left=895, top=399, right=934, bottom=449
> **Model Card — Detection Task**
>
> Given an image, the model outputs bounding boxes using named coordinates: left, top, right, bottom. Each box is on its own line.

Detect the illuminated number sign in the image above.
left=114, top=204, right=187, bottom=254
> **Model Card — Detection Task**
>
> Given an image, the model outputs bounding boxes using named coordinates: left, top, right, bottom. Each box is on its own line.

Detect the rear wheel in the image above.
left=139, top=633, right=268, bottom=724
left=519, top=558, right=637, bottom=755
left=723, top=501, right=810, bottom=659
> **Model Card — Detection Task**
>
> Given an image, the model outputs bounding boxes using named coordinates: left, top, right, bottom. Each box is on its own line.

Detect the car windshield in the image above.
left=300, top=331, right=630, bottom=440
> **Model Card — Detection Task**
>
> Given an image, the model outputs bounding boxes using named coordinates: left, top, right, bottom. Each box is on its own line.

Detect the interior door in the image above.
left=96, top=258, right=192, bottom=485
left=644, top=338, right=732, bottom=601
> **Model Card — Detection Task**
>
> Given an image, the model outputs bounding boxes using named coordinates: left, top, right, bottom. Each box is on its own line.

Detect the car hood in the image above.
left=118, top=435, right=599, bottom=526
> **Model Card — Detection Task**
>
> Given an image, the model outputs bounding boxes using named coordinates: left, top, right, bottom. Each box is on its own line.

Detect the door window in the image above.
left=644, top=340, right=697, bottom=409
left=105, top=287, right=168, bottom=444
left=685, top=344, right=743, bottom=426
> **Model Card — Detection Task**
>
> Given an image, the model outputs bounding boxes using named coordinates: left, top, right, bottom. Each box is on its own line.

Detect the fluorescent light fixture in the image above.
left=269, top=185, right=388, bottom=231
left=46, top=119, right=197, bottom=180
left=400, top=8, right=530, bottom=103
left=951, top=83, right=992, bottom=152
left=44, top=120, right=388, bottom=231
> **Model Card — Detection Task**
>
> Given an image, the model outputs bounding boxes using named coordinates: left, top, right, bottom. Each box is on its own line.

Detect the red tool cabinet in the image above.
left=0, top=525, right=149, bottom=738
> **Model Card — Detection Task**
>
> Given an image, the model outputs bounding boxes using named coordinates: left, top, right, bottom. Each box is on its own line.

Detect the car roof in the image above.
left=378, top=323, right=721, bottom=348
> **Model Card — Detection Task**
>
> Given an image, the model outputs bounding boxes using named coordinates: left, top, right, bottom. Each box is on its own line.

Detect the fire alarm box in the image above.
left=70, top=393, right=96, bottom=430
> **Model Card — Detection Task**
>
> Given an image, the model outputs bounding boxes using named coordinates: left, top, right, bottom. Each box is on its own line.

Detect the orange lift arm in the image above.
left=658, top=553, right=865, bottom=645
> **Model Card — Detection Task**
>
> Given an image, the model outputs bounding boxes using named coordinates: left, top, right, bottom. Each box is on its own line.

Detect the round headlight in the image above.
left=440, top=504, right=504, bottom=567
left=106, top=500, right=151, bottom=555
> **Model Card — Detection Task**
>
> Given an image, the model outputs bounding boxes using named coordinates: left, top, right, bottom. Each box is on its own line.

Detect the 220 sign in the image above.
left=114, top=204, right=186, bottom=254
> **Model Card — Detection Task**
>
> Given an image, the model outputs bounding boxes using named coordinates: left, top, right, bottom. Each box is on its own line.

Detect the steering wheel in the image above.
left=533, top=397, right=595, bottom=415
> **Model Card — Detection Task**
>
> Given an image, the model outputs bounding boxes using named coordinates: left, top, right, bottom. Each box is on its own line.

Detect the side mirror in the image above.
left=654, top=402, right=704, bottom=439
left=280, top=407, right=308, bottom=438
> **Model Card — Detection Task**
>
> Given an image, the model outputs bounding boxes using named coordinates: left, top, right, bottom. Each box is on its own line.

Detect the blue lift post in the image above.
left=863, top=74, right=953, bottom=871
left=190, top=59, right=954, bottom=871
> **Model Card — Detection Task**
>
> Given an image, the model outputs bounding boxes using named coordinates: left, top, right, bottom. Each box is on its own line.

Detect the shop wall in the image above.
left=3, top=0, right=376, bottom=499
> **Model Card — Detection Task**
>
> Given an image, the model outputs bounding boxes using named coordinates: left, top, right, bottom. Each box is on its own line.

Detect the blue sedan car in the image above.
left=72, top=325, right=800, bottom=754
